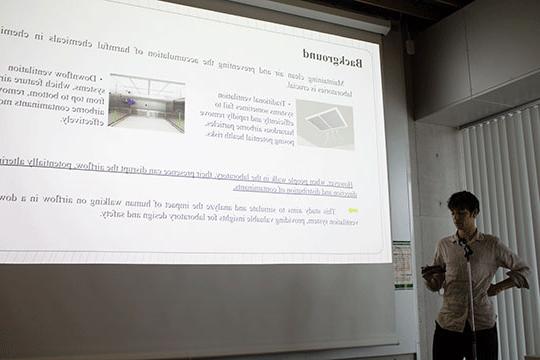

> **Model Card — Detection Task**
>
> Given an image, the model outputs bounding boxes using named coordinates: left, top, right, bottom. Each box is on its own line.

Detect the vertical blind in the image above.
left=461, top=102, right=540, bottom=359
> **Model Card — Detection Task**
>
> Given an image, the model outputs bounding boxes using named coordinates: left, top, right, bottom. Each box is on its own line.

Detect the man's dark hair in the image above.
left=447, top=191, right=480, bottom=214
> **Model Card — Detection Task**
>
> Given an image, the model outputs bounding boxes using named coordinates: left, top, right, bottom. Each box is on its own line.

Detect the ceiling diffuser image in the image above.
left=297, top=100, right=354, bottom=150
left=305, top=107, right=348, bottom=131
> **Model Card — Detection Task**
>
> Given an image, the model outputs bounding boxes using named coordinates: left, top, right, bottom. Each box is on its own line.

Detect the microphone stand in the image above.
left=459, top=237, right=478, bottom=360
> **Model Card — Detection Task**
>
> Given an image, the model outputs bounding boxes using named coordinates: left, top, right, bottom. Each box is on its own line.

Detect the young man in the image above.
left=423, top=191, right=530, bottom=360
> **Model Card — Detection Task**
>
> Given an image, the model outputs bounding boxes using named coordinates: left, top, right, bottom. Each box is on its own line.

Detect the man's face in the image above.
left=450, top=208, right=476, bottom=231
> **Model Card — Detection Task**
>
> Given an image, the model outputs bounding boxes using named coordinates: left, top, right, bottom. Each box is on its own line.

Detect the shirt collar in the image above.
left=452, top=229, right=483, bottom=244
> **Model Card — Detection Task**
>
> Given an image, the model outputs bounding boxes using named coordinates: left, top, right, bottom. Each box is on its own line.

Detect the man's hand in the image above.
left=487, top=278, right=515, bottom=296
left=421, top=265, right=445, bottom=278
left=422, top=265, right=445, bottom=291
left=487, top=283, right=499, bottom=296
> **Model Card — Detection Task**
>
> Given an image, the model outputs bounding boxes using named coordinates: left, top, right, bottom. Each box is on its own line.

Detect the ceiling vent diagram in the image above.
left=305, top=107, right=348, bottom=131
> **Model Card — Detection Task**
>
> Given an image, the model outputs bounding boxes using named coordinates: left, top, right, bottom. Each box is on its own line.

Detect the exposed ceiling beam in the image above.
left=431, top=0, right=467, bottom=8
left=351, top=0, right=445, bottom=21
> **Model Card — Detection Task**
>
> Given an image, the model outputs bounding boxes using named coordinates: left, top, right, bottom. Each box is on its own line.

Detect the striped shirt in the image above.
left=426, top=231, right=529, bottom=332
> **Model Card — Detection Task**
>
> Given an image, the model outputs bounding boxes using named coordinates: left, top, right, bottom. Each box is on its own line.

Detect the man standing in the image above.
left=423, top=191, right=530, bottom=360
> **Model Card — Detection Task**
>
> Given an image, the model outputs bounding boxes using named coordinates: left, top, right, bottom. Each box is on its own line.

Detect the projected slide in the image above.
left=0, top=0, right=390, bottom=264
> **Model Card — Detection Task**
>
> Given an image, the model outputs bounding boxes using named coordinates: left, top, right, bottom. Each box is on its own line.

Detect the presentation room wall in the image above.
left=410, top=121, right=462, bottom=360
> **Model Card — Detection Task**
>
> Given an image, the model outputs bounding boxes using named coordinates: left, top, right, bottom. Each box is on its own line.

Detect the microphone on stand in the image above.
left=458, top=237, right=473, bottom=260
left=457, top=232, right=478, bottom=360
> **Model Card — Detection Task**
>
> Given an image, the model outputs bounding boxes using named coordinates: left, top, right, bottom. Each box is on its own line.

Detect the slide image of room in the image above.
left=296, top=99, right=354, bottom=150
left=108, top=74, right=186, bottom=133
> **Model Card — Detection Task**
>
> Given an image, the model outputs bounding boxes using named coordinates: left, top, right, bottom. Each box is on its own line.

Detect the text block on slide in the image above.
left=0, top=0, right=391, bottom=264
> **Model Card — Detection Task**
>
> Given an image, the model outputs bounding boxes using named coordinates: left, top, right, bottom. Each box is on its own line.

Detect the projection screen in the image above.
left=0, top=0, right=390, bottom=265
left=0, top=0, right=397, bottom=358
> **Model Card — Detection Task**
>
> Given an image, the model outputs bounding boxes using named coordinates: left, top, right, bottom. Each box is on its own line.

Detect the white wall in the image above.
left=409, top=121, right=464, bottom=360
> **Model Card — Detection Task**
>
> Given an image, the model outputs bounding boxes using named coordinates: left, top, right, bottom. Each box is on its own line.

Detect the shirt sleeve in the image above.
left=494, top=237, right=530, bottom=289
left=424, top=240, right=446, bottom=292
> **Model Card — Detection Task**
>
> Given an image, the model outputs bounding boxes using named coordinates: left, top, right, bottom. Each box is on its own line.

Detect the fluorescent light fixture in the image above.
left=110, top=74, right=185, bottom=101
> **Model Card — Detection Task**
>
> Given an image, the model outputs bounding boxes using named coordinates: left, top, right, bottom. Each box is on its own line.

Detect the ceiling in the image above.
left=304, top=0, right=473, bottom=33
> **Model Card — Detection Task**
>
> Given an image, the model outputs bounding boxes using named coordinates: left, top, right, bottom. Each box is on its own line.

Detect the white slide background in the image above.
left=0, top=0, right=391, bottom=264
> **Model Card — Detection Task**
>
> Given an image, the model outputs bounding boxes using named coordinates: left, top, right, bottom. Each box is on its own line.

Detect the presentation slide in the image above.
left=0, top=0, right=391, bottom=264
